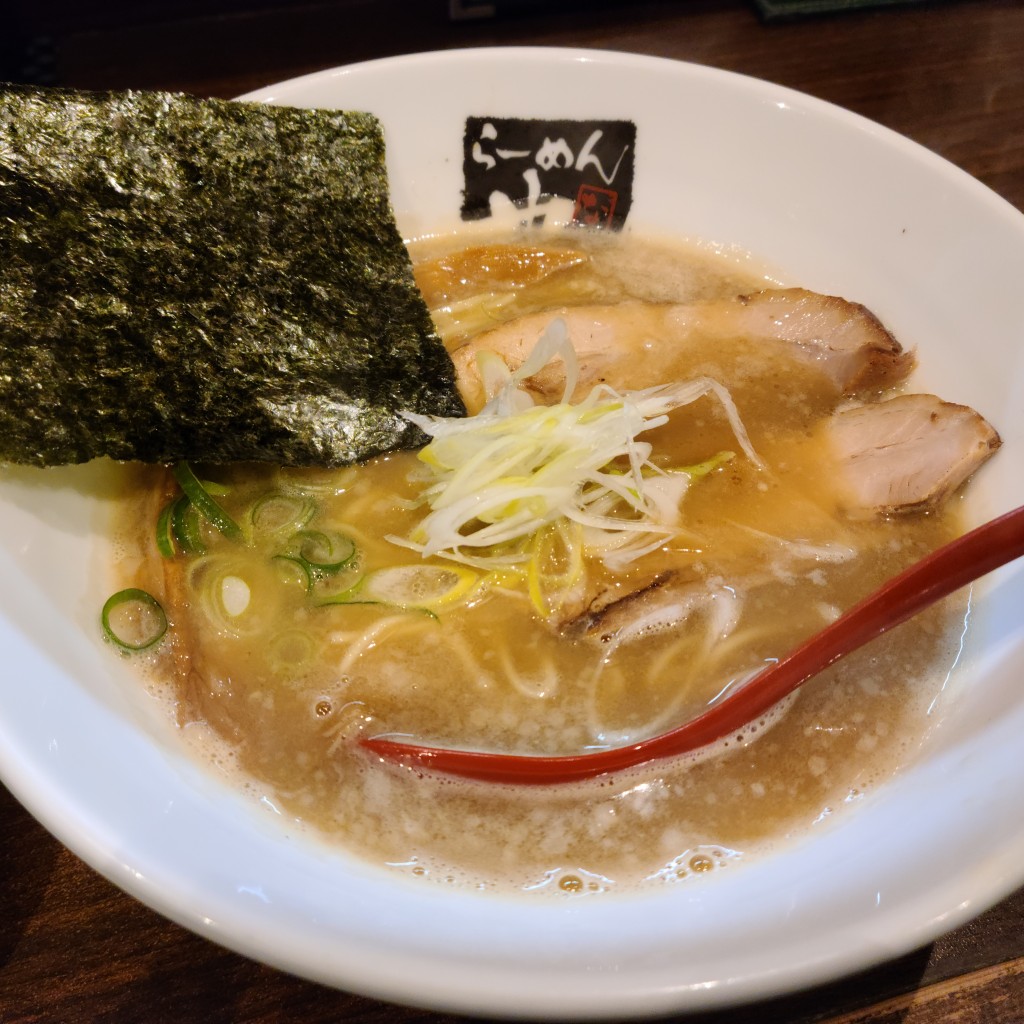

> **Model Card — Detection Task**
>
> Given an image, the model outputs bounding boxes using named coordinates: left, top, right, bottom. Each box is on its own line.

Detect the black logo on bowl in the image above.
left=462, top=117, right=635, bottom=229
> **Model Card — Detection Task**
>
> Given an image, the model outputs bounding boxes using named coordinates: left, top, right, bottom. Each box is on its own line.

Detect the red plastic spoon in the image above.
left=361, top=503, right=1024, bottom=785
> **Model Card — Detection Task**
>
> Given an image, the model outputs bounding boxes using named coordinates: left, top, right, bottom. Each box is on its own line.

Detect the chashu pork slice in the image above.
left=451, top=288, right=913, bottom=412
left=827, top=393, right=1001, bottom=516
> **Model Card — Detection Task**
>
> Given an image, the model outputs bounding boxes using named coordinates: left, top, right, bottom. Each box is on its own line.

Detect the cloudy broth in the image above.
left=116, top=231, right=965, bottom=893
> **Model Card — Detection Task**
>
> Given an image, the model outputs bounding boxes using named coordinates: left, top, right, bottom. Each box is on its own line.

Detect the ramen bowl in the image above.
left=1, top=48, right=1023, bottom=1019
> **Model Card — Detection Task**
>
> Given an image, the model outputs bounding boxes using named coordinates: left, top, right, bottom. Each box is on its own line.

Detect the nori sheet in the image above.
left=0, top=84, right=465, bottom=467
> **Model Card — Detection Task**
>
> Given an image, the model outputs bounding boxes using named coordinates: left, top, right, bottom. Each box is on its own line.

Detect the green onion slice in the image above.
left=155, top=499, right=177, bottom=558
left=315, top=589, right=438, bottom=620
left=289, top=529, right=357, bottom=576
left=172, top=462, right=242, bottom=541
left=272, top=554, right=316, bottom=592
left=249, top=493, right=317, bottom=537
left=101, top=588, right=168, bottom=651
left=355, top=564, right=479, bottom=611
left=315, top=593, right=385, bottom=609
left=171, top=495, right=207, bottom=555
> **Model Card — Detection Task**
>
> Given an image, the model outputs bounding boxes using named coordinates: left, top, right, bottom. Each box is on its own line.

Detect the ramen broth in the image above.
left=115, top=232, right=966, bottom=892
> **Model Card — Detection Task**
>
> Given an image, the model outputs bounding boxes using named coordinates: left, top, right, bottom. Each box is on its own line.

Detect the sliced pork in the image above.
left=826, top=393, right=1001, bottom=516
left=699, top=289, right=914, bottom=394
left=413, top=243, right=588, bottom=307
left=450, top=288, right=913, bottom=412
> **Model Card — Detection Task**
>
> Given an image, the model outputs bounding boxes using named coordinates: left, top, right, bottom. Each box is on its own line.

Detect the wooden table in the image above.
left=2, top=1, right=1023, bottom=1020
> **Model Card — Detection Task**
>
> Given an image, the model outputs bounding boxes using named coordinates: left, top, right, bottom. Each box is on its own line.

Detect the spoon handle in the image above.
left=361, top=503, right=1024, bottom=785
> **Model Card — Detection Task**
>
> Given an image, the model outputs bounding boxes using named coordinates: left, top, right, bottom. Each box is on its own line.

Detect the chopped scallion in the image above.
left=289, top=529, right=357, bottom=576
left=355, top=564, right=479, bottom=611
left=171, top=495, right=206, bottom=555
left=155, top=499, right=177, bottom=558
left=101, top=588, right=168, bottom=651
left=249, top=493, right=317, bottom=537
left=272, top=554, right=316, bottom=592
left=172, top=462, right=242, bottom=541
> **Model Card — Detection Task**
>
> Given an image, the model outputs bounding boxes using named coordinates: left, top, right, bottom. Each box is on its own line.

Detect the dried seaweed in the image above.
left=0, top=84, right=464, bottom=467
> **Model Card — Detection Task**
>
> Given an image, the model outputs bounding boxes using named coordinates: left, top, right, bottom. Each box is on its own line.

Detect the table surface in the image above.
left=2, top=1, right=1023, bottom=1021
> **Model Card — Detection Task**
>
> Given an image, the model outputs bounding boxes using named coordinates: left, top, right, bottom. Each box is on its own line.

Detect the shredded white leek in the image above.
left=391, top=318, right=762, bottom=579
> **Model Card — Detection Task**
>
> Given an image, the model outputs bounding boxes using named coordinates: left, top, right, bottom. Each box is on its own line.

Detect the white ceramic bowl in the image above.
left=1, top=48, right=1023, bottom=1019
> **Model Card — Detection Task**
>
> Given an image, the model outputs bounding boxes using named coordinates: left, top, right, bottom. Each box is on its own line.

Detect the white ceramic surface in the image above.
left=1, top=48, right=1023, bottom=1019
